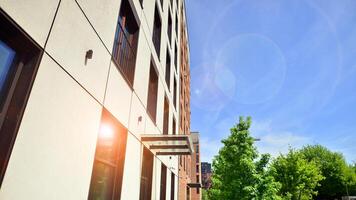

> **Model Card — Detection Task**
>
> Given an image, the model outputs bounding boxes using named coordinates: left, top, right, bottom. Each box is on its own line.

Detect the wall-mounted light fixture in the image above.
left=85, top=49, right=93, bottom=65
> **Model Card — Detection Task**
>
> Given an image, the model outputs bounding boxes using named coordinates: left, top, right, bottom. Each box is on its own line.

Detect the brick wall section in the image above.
left=190, top=133, right=201, bottom=200
left=178, top=0, right=192, bottom=199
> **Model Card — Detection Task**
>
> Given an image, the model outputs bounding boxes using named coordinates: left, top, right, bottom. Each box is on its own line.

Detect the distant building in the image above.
left=201, top=162, right=212, bottom=189
left=190, top=132, right=202, bottom=200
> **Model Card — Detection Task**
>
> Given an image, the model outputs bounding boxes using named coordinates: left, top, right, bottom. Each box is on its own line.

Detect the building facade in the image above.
left=201, top=162, right=212, bottom=190
left=177, top=1, right=193, bottom=199
left=0, top=0, right=192, bottom=199
left=190, top=132, right=202, bottom=200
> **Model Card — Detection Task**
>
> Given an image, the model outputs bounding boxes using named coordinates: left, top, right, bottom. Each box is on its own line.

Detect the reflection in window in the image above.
left=89, top=109, right=128, bottom=200
left=0, top=10, right=43, bottom=185
left=140, top=147, right=154, bottom=200
left=0, top=41, right=15, bottom=109
left=170, top=172, right=175, bottom=200
left=112, top=0, right=139, bottom=87
left=160, top=164, right=167, bottom=200
left=147, top=60, right=159, bottom=123
left=152, top=4, right=162, bottom=57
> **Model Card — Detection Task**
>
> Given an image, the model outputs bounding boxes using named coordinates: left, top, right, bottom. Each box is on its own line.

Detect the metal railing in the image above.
left=112, top=21, right=137, bottom=86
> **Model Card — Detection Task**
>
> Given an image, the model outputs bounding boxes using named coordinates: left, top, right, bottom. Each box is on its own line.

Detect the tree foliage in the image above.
left=271, top=149, right=324, bottom=200
left=208, top=117, right=281, bottom=200
left=299, top=145, right=356, bottom=199
left=206, top=116, right=356, bottom=200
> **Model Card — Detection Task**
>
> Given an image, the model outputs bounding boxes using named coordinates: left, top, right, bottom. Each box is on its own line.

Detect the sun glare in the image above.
left=99, top=123, right=114, bottom=139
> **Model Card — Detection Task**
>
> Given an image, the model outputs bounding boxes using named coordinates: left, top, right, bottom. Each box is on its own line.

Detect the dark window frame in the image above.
left=152, top=4, right=162, bottom=59
left=112, top=0, right=140, bottom=88
left=165, top=48, right=171, bottom=90
left=0, top=9, right=43, bottom=186
left=175, top=12, right=178, bottom=39
left=140, top=147, right=154, bottom=200
left=173, top=77, right=177, bottom=109
left=167, top=10, right=173, bottom=46
left=174, top=42, right=177, bottom=70
left=88, top=108, right=128, bottom=200
left=170, top=173, right=175, bottom=200
left=160, top=164, right=167, bottom=200
left=162, top=95, right=169, bottom=135
left=147, top=59, right=159, bottom=123
left=172, top=117, right=176, bottom=135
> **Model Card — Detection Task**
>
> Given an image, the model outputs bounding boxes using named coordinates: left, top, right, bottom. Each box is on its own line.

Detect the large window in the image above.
left=152, top=5, right=162, bottom=58
left=0, top=10, right=42, bottom=186
left=174, top=42, right=177, bottom=69
left=140, top=147, right=154, bottom=200
left=165, top=50, right=171, bottom=90
left=113, top=0, right=139, bottom=87
left=186, top=186, right=190, bottom=200
left=163, top=96, right=169, bottom=135
left=160, top=164, right=167, bottom=200
left=172, top=117, right=176, bottom=135
left=167, top=11, right=172, bottom=45
left=173, top=77, right=177, bottom=109
left=175, top=13, right=178, bottom=39
left=88, top=108, right=128, bottom=200
left=170, top=173, right=175, bottom=200
left=147, top=60, right=159, bottom=123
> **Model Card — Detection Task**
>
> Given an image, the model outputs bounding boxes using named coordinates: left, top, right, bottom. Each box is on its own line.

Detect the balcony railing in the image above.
left=112, top=21, right=137, bottom=87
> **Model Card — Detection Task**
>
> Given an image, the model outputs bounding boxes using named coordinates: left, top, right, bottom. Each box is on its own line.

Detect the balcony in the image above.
left=112, top=21, right=138, bottom=87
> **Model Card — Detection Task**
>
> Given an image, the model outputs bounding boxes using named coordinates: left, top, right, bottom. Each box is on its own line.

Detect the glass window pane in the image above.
left=90, top=162, right=115, bottom=200
left=0, top=40, right=16, bottom=105
left=96, top=123, right=119, bottom=163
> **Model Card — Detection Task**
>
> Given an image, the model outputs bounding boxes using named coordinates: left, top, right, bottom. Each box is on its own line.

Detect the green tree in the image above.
left=271, top=149, right=324, bottom=200
left=202, top=189, right=209, bottom=200
left=300, top=145, right=356, bottom=199
left=208, top=116, right=281, bottom=200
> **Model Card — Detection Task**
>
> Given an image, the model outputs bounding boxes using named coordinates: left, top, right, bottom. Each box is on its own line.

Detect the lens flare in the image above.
left=99, top=123, right=114, bottom=139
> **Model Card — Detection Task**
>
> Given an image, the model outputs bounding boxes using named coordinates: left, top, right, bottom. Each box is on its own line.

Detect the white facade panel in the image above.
left=76, top=0, right=121, bottom=50
left=156, top=80, right=165, bottom=133
left=0, top=0, right=59, bottom=46
left=133, top=26, right=151, bottom=107
left=0, top=54, right=102, bottom=200
left=142, top=0, right=155, bottom=38
left=120, top=133, right=142, bottom=200
left=152, top=159, right=160, bottom=200
left=128, top=92, right=147, bottom=137
left=104, top=62, right=133, bottom=128
left=45, top=0, right=111, bottom=104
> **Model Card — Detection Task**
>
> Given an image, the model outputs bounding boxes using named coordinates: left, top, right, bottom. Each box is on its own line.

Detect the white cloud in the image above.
left=198, top=120, right=312, bottom=163
left=199, top=136, right=222, bottom=163
left=251, top=120, right=311, bottom=157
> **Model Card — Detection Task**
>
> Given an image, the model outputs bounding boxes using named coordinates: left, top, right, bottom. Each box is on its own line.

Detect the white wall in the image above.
left=0, top=0, right=184, bottom=199
left=0, top=54, right=102, bottom=199
left=0, top=0, right=59, bottom=46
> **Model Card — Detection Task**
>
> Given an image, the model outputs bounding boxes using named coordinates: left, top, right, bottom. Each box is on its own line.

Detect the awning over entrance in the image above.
left=140, top=134, right=194, bottom=155
left=187, top=183, right=202, bottom=188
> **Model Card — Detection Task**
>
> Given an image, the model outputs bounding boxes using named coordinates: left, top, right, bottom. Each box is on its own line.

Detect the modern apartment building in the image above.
left=190, top=132, right=202, bottom=200
left=201, top=162, right=212, bottom=190
left=0, top=0, right=193, bottom=199
left=177, top=2, right=196, bottom=199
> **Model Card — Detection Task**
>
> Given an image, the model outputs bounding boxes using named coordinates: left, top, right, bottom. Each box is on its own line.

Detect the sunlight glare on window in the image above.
left=99, top=124, right=114, bottom=139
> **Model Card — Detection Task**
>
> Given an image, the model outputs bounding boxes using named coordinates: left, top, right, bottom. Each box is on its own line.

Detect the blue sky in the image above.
left=186, top=0, right=356, bottom=163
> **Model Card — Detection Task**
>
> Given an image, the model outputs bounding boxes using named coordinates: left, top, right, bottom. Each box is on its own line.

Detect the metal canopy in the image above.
left=140, top=134, right=194, bottom=155
left=187, top=183, right=202, bottom=188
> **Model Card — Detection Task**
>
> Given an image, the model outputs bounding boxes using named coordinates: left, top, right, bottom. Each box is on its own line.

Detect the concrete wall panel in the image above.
left=46, top=0, right=111, bottom=103
left=0, top=0, right=59, bottom=46
left=0, top=54, right=102, bottom=200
